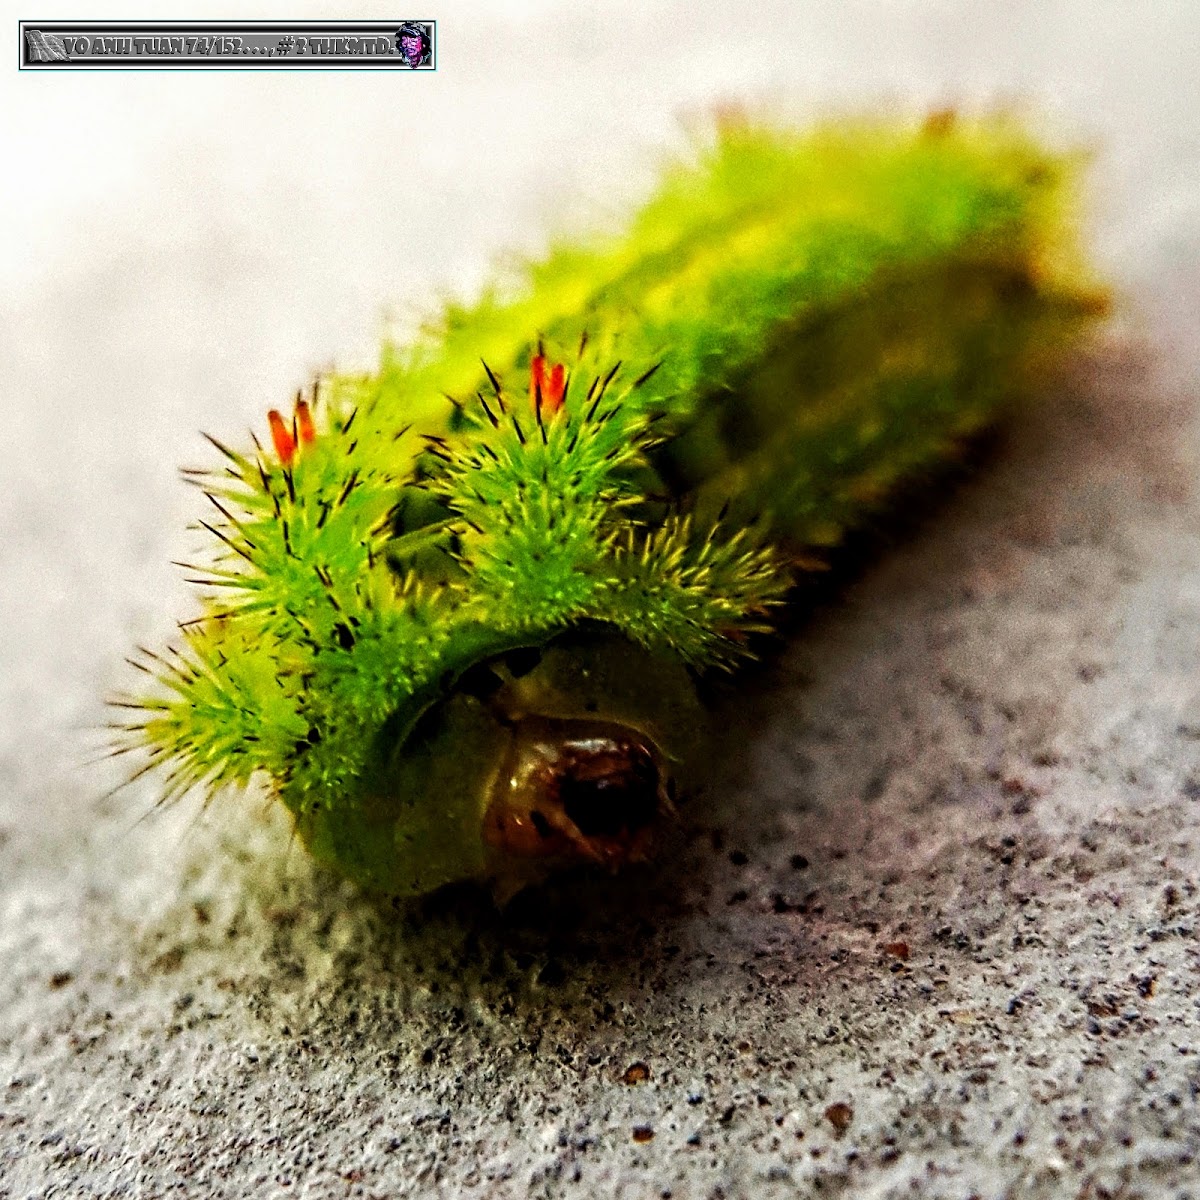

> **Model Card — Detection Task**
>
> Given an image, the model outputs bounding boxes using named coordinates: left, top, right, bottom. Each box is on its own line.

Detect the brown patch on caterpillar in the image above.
left=483, top=716, right=673, bottom=870
left=922, top=107, right=957, bottom=139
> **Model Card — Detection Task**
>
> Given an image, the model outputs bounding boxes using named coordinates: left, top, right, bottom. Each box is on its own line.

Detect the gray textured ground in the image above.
left=3, top=3, right=1200, bottom=1197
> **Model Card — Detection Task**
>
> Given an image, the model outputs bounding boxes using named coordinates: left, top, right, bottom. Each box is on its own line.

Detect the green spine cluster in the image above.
left=113, top=114, right=1105, bottom=892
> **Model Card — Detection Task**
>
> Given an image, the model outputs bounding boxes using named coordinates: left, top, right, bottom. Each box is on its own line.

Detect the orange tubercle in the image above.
left=545, top=362, right=566, bottom=413
left=295, top=399, right=316, bottom=447
left=530, top=353, right=567, bottom=417
left=267, top=409, right=296, bottom=466
left=268, top=397, right=317, bottom=466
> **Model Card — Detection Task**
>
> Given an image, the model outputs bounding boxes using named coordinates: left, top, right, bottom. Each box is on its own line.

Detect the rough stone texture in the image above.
left=2, top=3, right=1199, bottom=1197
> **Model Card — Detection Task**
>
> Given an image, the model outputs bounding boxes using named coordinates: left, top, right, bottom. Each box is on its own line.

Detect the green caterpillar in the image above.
left=114, top=112, right=1107, bottom=899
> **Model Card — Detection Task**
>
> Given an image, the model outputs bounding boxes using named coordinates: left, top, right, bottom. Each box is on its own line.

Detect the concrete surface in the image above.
left=3, top=3, right=1200, bottom=1197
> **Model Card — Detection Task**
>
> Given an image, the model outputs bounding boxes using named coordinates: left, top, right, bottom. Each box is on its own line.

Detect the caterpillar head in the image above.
left=123, top=348, right=770, bottom=901
left=483, top=715, right=671, bottom=869
left=446, top=632, right=701, bottom=900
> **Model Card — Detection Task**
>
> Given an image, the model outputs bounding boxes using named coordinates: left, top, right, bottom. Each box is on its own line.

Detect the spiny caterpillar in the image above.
left=113, top=112, right=1107, bottom=900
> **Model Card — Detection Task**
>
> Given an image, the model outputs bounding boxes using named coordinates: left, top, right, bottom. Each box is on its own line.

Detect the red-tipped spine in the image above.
left=545, top=363, right=566, bottom=414
left=267, top=409, right=296, bottom=466
left=296, top=399, right=316, bottom=447
left=530, top=354, right=566, bottom=417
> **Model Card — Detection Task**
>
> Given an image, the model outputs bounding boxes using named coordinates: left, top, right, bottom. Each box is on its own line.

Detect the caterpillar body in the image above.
left=115, top=113, right=1107, bottom=899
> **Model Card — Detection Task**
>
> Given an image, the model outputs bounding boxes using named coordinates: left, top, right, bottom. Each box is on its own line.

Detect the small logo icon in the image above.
left=395, top=20, right=431, bottom=68
left=24, top=28, right=72, bottom=61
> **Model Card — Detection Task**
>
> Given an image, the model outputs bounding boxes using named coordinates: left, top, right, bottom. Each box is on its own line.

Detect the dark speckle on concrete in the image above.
left=824, top=1103, right=854, bottom=1136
